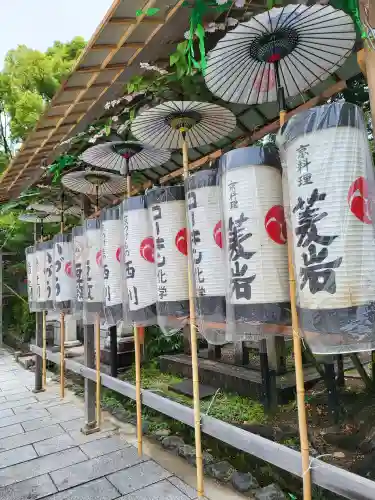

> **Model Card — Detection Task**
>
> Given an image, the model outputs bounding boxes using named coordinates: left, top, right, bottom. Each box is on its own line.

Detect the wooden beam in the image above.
left=91, top=44, right=117, bottom=50
left=76, top=63, right=126, bottom=73
left=109, top=17, right=164, bottom=25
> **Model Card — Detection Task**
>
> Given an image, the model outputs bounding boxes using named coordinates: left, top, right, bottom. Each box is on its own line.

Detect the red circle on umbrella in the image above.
left=175, top=228, right=188, bottom=256
left=348, top=176, right=372, bottom=224
left=140, top=237, right=155, bottom=263
left=96, top=250, right=103, bottom=267
left=116, top=247, right=122, bottom=262
left=213, top=221, right=223, bottom=249
left=65, top=262, right=73, bottom=278
left=265, top=205, right=287, bottom=244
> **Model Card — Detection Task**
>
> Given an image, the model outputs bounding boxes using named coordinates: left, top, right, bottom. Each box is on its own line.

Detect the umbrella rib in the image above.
left=285, top=4, right=329, bottom=30
left=278, top=4, right=304, bottom=30
left=279, top=57, right=304, bottom=98
left=255, top=63, right=267, bottom=104
left=236, top=60, right=263, bottom=104
left=294, top=45, right=340, bottom=67
left=207, top=50, right=257, bottom=95
left=287, top=50, right=323, bottom=83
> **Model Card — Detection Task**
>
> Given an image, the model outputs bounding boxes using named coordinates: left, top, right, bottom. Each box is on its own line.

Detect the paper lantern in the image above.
left=72, top=226, right=85, bottom=315
left=186, top=168, right=226, bottom=344
left=102, top=206, right=123, bottom=324
left=25, top=246, right=36, bottom=312
left=278, top=102, right=375, bottom=354
left=123, top=195, right=157, bottom=325
left=84, top=219, right=104, bottom=314
left=53, top=233, right=75, bottom=311
left=147, top=186, right=189, bottom=324
left=220, top=146, right=290, bottom=339
left=35, top=241, right=54, bottom=311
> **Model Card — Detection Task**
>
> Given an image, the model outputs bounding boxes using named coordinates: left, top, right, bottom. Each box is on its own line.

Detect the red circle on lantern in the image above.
left=65, top=261, right=73, bottom=278
left=175, top=228, right=188, bottom=256
left=264, top=205, right=287, bottom=244
left=348, top=176, right=372, bottom=224
left=140, top=237, right=155, bottom=263
left=116, top=247, right=122, bottom=262
left=96, top=250, right=103, bottom=267
left=213, top=221, right=223, bottom=249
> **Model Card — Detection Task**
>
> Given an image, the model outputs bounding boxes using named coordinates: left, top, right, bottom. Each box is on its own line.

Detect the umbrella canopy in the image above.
left=61, top=170, right=127, bottom=197
left=28, top=203, right=81, bottom=217
left=131, top=101, right=236, bottom=149
left=79, top=141, right=171, bottom=175
left=204, top=4, right=356, bottom=105
left=19, top=213, right=61, bottom=224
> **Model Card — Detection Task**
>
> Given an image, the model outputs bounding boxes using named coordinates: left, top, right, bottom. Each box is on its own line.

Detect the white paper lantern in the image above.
left=26, top=246, right=36, bottom=311
left=102, top=206, right=123, bottom=325
left=278, top=102, right=375, bottom=354
left=84, top=219, right=104, bottom=313
left=72, top=226, right=85, bottom=314
left=53, top=233, right=75, bottom=311
left=187, top=169, right=226, bottom=330
left=147, top=186, right=189, bottom=322
left=220, top=147, right=290, bottom=337
left=35, top=241, right=54, bottom=310
left=123, top=196, right=157, bottom=325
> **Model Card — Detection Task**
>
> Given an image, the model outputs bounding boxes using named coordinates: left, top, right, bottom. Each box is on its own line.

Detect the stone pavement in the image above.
left=0, top=349, right=214, bottom=500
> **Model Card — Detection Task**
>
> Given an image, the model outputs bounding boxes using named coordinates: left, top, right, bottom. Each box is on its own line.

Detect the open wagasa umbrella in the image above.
left=79, top=140, right=171, bottom=177
left=132, top=100, right=236, bottom=498
left=28, top=203, right=81, bottom=218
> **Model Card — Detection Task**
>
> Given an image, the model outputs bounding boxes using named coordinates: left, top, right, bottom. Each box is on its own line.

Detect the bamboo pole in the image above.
left=182, top=135, right=204, bottom=498
left=280, top=110, right=312, bottom=500
left=95, top=312, right=101, bottom=426
left=42, top=311, right=47, bottom=388
left=127, top=173, right=143, bottom=457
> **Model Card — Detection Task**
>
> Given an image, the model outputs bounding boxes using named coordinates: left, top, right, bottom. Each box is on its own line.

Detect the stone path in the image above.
left=0, top=348, right=209, bottom=500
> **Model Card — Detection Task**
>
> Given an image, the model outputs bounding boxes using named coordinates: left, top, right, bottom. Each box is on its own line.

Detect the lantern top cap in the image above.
left=84, top=218, right=101, bottom=231
left=35, top=240, right=53, bottom=251
left=187, top=167, right=219, bottom=191
left=146, top=184, right=185, bottom=206
left=219, top=145, right=281, bottom=173
left=72, top=226, right=84, bottom=237
left=101, top=204, right=121, bottom=221
left=122, top=194, right=147, bottom=212
left=53, top=233, right=73, bottom=244
left=277, top=102, right=363, bottom=150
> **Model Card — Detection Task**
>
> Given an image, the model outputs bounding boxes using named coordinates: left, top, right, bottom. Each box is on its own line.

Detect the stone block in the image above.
left=107, top=460, right=172, bottom=495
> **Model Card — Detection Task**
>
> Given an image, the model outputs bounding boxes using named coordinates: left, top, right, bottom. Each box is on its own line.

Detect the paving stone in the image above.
left=0, top=381, right=28, bottom=391
left=47, top=404, right=84, bottom=419
left=119, top=479, right=190, bottom=499
left=22, top=414, right=83, bottom=432
left=0, top=408, right=49, bottom=428
left=0, top=473, right=57, bottom=500
left=80, top=435, right=130, bottom=459
left=59, top=418, right=85, bottom=432
left=0, top=444, right=37, bottom=469
left=0, top=396, right=5, bottom=403
left=108, top=460, right=172, bottom=495
left=43, top=477, right=120, bottom=500
left=0, top=409, right=14, bottom=419
left=34, top=433, right=76, bottom=456
left=0, top=424, right=65, bottom=452
left=0, top=424, right=24, bottom=440
left=33, top=391, right=61, bottom=402
left=2, top=390, right=30, bottom=399
left=168, top=477, right=197, bottom=499
left=0, top=397, right=37, bottom=411
left=11, top=398, right=64, bottom=414
left=0, top=447, right=87, bottom=487
left=50, top=447, right=146, bottom=491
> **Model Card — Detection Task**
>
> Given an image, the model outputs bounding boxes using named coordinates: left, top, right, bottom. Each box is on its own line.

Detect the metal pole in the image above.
left=60, top=197, right=65, bottom=399
left=0, top=252, right=3, bottom=349
left=109, top=325, right=118, bottom=378
left=33, top=222, right=44, bottom=393
left=182, top=134, right=204, bottom=498
left=95, top=313, right=101, bottom=426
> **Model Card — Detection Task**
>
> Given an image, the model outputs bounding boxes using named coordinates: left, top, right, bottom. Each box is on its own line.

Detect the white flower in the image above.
left=216, top=0, right=228, bottom=4
left=112, top=116, right=119, bottom=122
left=217, top=23, right=226, bottom=31
left=205, top=22, right=217, bottom=33
left=235, top=0, right=245, bottom=7
left=184, top=30, right=192, bottom=39
left=227, top=17, right=239, bottom=27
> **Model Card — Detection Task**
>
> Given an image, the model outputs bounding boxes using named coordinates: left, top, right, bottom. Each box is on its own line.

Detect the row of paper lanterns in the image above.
left=26, top=102, right=375, bottom=354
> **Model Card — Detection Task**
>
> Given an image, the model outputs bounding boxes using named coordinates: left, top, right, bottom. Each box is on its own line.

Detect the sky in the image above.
left=0, top=0, right=113, bottom=66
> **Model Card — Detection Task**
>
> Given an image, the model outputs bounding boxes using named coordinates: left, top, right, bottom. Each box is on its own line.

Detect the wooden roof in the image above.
left=0, top=0, right=363, bottom=203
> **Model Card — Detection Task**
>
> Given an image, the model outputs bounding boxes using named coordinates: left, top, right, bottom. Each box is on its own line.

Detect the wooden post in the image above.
left=359, top=2, right=375, bottom=128
left=182, top=135, right=204, bottom=498
left=95, top=313, right=101, bottom=426
left=109, top=325, right=118, bottom=378
left=280, top=109, right=312, bottom=500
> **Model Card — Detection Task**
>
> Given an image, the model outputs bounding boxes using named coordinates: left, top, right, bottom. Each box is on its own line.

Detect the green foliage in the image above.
left=144, top=327, right=184, bottom=359
left=136, top=7, right=160, bottom=17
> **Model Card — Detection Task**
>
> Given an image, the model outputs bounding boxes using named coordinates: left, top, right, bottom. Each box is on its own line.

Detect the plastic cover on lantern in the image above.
left=277, top=101, right=375, bottom=355
left=34, top=241, right=55, bottom=313
left=186, top=167, right=226, bottom=345
left=72, top=226, right=86, bottom=319
left=102, top=205, right=127, bottom=326
left=219, top=146, right=291, bottom=342
left=25, top=246, right=37, bottom=312
left=146, top=185, right=190, bottom=335
left=83, top=218, right=104, bottom=323
left=53, top=233, right=75, bottom=312
left=122, top=195, right=157, bottom=327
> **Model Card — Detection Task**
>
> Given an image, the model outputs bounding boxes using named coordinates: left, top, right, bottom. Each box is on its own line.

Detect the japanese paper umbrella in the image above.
left=132, top=101, right=236, bottom=498
left=19, top=212, right=61, bottom=390
left=79, top=141, right=171, bottom=177
left=28, top=203, right=81, bottom=218
left=204, top=4, right=356, bottom=117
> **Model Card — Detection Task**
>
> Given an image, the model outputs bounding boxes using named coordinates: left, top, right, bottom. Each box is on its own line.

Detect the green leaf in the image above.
left=136, top=9, right=143, bottom=16
left=170, top=52, right=181, bottom=67
left=177, top=41, right=188, bottom=54
left=145, top=7, right=160, bottom=16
